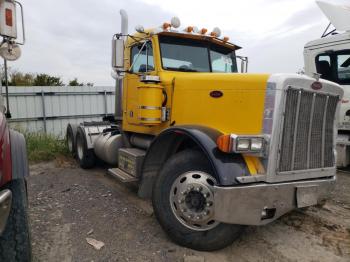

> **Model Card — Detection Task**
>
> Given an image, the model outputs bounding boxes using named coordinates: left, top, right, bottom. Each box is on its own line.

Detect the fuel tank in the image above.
left=94, top=132, right=124, bottom=166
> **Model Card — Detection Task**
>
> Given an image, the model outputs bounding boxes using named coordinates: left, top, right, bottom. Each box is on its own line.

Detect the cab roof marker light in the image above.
left=210, top=27, right=221, bottom=37
left=223, top=36, right=230, bottom=42
left=184, top=26, right=194, bottom=33
left=135, top=25, right=145, bottom=33
left=200, top=28, right=208, bottom=34
left=171, top=17, right=181, bottom=28
left=192, top=26, right=199, bottom=34
left=163, top=22, right=171, bottom=30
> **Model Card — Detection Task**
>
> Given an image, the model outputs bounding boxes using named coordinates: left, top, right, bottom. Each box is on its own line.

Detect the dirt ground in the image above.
left=28, top=160, right=350, bottom=262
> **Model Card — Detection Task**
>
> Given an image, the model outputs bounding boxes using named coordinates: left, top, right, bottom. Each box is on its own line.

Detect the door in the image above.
left=124, top=41, right=155, bottom=125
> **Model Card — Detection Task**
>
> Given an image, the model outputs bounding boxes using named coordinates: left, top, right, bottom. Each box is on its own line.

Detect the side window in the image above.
left=337, top=53, right=350, bottom=83
left=316, top=54, right=333, bottom=81
left=210, top=50, right=233, bottom=73
left=130, top=42, right=154, bottom=73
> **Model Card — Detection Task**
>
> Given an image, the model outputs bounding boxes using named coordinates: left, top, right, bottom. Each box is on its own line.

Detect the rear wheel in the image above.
left=0, top=179, right=31, bottom=262
left=152, top=149, right=244, bottom=251
left=76, top=127, right=96, bottom=169
left=66, top=124, right=77, bottom=157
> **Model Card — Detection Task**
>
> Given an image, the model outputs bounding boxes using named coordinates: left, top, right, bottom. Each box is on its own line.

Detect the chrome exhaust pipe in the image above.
left=115, top=9, right=128, bottom=121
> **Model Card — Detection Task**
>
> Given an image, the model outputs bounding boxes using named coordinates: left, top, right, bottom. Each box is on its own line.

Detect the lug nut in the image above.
left=181, top=208, right=187, bottom=213
left=206, top=201, right=213, bottom=207
left=181, top=190, right=187, bottom=195
left=204, top=210, right=210, bottom=216
left=178, top=199, right=184, bottom=204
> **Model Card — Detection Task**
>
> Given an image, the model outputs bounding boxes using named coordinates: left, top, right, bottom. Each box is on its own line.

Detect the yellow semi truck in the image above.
left=66, top=10, right=343, bottom=251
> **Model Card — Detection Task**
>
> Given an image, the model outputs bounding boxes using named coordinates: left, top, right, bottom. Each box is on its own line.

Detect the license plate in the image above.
left=296, top=186, right=318, bottom=208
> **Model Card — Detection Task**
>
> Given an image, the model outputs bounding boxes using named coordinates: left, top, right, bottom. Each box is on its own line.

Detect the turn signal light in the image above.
left=5, top=9, right=13, bottom=27
left=216, top=135, right=232, bottom=153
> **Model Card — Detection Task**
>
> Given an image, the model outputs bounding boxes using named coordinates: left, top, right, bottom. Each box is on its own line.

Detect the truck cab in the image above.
left=67, top=10, right=344, bottom=251
left=304, top=1, right=350, bottom=167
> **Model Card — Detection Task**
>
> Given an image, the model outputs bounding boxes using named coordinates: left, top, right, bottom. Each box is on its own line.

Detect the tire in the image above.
left=0, top=179, right=31, bottom=262
left=152, top=149, right=244, bottom=251
left=76, top=127, right=96, bottom=169
left=66, top=123, right=78, bottom=157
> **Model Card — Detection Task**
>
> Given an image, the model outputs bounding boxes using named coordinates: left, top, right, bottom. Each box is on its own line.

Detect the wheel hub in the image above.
left=170, top=171, right=219, bottom=231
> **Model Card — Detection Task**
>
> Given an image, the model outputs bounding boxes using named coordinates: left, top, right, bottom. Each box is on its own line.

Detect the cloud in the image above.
left=4, top=0, right=347, bottom=85
left=15, top=0, right=175, bottom=85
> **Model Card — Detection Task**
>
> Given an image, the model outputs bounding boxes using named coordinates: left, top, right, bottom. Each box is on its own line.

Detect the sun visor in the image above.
left=317, top=1, right=350, bottom=31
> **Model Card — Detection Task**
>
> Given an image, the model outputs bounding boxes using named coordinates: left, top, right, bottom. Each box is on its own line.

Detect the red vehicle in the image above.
left=0, top=1, right=30, bottom=260
left=0, top=108, right=31, bottom=261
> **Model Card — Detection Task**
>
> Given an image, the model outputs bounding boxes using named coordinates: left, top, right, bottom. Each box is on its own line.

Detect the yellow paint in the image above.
left=138, top=84, right=163, bottom=125
left=243, top=155, right=265, bottom=175
left=121, top=32, right=269, bottom=172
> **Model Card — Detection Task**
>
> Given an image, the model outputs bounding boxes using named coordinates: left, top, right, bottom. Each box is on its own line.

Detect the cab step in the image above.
left=108, top=168, right=138, bottom=183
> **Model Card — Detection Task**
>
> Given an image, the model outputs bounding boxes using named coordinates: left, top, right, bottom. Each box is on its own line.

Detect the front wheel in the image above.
left=0, top=179, right=31, bottom=261
left=152, top=149, right=244, bottom=251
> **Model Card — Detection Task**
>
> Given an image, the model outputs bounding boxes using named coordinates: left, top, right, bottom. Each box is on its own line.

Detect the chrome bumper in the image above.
left=0, top=189, right=12, bottom=235
left=213, top=177, right=335, bottom=226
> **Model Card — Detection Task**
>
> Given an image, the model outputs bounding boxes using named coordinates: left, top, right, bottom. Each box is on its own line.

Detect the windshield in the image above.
left=159, top=35, right=238, bottom=73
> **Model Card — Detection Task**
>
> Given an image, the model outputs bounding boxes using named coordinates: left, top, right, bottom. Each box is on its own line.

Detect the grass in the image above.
left=24, top=133, right=69, bottom=163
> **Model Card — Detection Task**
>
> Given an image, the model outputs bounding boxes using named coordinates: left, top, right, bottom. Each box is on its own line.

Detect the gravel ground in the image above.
left=28, top=160, right=350, bottom=262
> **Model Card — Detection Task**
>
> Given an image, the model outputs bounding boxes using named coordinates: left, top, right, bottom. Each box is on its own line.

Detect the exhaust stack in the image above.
left=115, top=9, right=128, bottom=121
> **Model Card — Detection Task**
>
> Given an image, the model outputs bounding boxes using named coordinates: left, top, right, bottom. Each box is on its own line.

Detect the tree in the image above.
left=68, top=78, right=84, bottom=86
left=10, top=71, right=35, bottom=86
left=33, top=74, right=63, bottom=86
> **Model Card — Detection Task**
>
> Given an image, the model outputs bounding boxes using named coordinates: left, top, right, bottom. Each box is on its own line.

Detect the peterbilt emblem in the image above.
left=311, top=81, right=322, bottom=90
left=210, top=90, right=223, bottom=98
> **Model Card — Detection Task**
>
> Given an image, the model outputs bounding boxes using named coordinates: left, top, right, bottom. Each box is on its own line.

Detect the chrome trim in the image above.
left=291, top=90, right=302, bottom=170
left=321, top=96, right=329, bottom=167
left=0, top=189, right=12, bottom=235
left=277, top=166, right=334, bottom=175
left=139, top=117, right=161, bottom=121
left=139, top=106, right=161, bottom=110
left=213, top=177, right=335, bottom=225
left=307, top=93, right=316, bottom=169
left=235, top=174, right=266, bottom=184
left=265, top=74, right=342, bottom=183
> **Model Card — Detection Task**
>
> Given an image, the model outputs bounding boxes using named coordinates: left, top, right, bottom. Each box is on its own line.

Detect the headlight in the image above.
left=251, top=138, right=264, bottom=151
left=236, top=138, right=250, bottom=151
left=217, top=134, right=266, bottom=154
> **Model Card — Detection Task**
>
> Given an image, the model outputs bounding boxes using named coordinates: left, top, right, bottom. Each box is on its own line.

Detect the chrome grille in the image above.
left=279, top=88, right=338, bottom=172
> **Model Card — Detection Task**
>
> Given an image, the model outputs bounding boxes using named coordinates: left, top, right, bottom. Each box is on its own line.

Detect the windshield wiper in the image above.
left=164, top=66, right=198, bottom=72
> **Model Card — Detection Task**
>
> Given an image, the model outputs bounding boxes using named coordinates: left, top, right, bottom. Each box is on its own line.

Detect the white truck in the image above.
left=304, top=1, right=350, bottom=167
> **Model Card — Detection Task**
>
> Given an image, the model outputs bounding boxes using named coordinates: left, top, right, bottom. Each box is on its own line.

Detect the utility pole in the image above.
left=3, top=59, right=11, bottom=118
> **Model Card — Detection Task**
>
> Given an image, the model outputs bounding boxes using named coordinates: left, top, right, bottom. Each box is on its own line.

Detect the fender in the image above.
left=10, top=130, right=29, bottom=180
left=138, top=125, right=249, bottom=198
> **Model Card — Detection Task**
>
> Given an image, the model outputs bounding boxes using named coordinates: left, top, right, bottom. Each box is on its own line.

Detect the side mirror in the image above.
left=236, top=56, right=248, bottom=73
left=112, top=37, right=124, bottom=71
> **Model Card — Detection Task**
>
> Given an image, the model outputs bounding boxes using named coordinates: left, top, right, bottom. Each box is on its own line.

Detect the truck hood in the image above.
left=163, top=73, right=270, bottom=135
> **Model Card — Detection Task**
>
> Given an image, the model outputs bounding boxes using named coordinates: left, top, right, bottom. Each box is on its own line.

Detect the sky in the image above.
left=4, top=0, right=350, bottom=86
